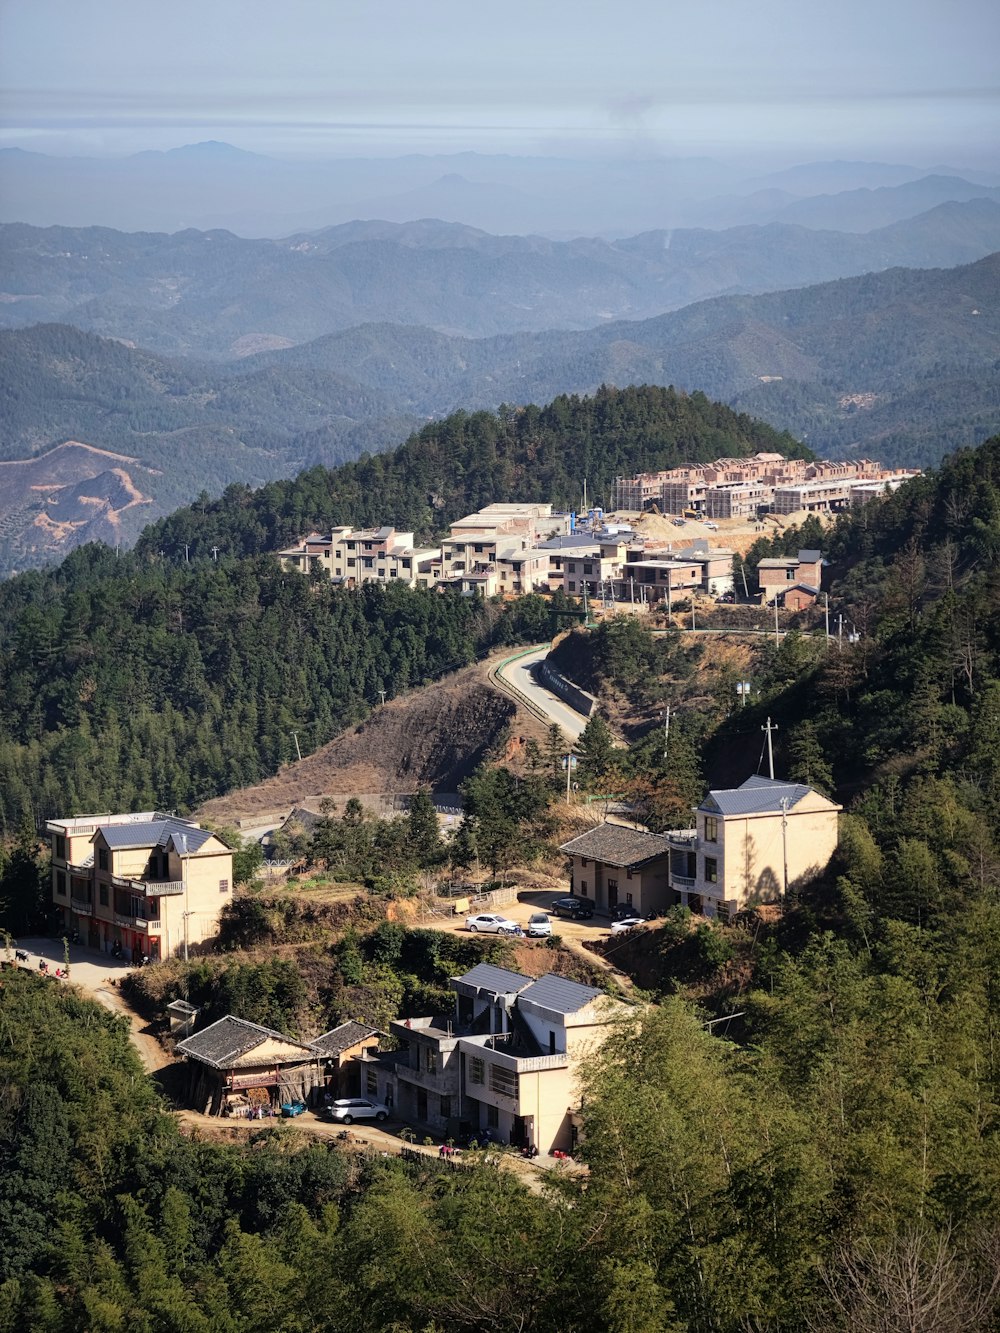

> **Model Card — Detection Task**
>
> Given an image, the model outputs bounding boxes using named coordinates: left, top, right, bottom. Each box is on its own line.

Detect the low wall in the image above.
left=537, top=660, right=596, bottom=720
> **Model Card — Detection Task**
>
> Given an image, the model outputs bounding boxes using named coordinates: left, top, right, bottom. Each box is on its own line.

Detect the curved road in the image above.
left=496, top=647, right=590, bottom=742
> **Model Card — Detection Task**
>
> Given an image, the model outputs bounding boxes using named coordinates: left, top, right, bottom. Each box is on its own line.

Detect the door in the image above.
left=607, top=878, right=618, bottom=910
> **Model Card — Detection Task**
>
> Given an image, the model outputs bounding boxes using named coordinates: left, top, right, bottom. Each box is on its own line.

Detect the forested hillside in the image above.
left=138, top=384, right=800, bottom=559
left=0, top=385, right=793, bottom=827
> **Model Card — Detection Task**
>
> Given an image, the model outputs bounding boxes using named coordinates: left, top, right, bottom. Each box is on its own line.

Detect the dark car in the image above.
left=550, top=896, right=595, bottom=920
left=610, top=901, right=640, bottom=921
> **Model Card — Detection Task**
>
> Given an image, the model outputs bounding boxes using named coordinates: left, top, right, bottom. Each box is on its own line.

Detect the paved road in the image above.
left=496, top=647, right=590, bottom=742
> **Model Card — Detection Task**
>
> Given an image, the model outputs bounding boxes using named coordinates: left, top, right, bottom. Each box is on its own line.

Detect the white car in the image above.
left=610, top=916, right=645, bottom=935
left=465, top=913, right=521, bottom=935
left=525, top=912, right=552, bottom=938
left=323, top=1098, right=390, bottom=1125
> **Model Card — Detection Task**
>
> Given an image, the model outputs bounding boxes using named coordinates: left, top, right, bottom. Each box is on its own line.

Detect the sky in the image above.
left=2, top=0, right=999, bottom=164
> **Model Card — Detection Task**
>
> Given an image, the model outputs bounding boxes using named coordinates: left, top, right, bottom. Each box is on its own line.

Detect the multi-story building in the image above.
left=278, top=527, right=439, bottom=588
left=47, top=812, right=234, bottom=961
left=559, top=824, right=673, bottom=915
left=361, top=963, right=626, bottom=1153
left=666, top=775, right=841, bottom=917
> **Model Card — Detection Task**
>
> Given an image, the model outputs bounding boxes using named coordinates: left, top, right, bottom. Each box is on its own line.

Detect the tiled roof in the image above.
left=518, top=974, right=605, bottom=1014
left=559, top=824, right=672, bottom=867
left=454, top=963, right=533, bottom=995
left=701, top=775, right=814, bottom=816
left=96, top=817, right=216, bottom=853
left=309, top=1021, right=380, bottom=1058
left=176, top=1015, right=314, bottom=1069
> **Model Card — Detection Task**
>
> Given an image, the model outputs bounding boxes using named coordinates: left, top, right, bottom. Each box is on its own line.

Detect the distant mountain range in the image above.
left=2, top=141, right=998, bottom=237
left=1, top=255, right=997, bottom=572
left=3, top=201, right=1000, bottom=357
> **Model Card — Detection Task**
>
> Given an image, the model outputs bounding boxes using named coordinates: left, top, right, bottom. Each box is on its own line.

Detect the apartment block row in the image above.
left=615, top=455, right=919, bottom=518
left=47, top=812, right=234, bottom=962
left=560, top=775, right=841, bottom=920
left=279, top=505, right=737, bottom=604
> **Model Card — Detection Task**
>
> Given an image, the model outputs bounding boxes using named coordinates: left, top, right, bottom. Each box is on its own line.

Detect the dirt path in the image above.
left=174, top=1107, right=571, bottom=1192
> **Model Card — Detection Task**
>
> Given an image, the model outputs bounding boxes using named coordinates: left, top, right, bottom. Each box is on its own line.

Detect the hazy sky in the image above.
left=2, top=0, right=998, bottom=163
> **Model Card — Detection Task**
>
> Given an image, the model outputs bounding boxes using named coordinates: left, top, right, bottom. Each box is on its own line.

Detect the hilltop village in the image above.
left=277, top=453, right=917, bottom=605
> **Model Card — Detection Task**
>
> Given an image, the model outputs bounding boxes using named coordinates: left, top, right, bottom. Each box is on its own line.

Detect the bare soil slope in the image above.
left=199, top=654, right=546, bottom=823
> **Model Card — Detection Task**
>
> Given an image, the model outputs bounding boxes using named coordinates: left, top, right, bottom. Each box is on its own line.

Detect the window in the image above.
left=55, top=871, right=66, bottom=897
left=469, top=1056, right=484, bottom=1086
left=608, top=877, right=617, bottom=896
left=581, top=857, right=588, bottom=867
left=366, top=1067, right=378, bottom=1095
left=99, top=884, right=108, bottom=907
left=580, top=880, right=588, bottom=894
left=568, top=581, right=576, bottom=592
left=489, top=1065, right=518, bottom=1098
left=425, top=1047, right=438, bottom=1074
left=549, top=1032, right=557, bottom=1054
left=98, top=848, right=108, bottom=872
left=626, top=867, right=633, bottom=879
left=626, top=892, right=633, bottom=905
left=55, top=836, right=66, bottom=860
left=704, top=816, right=718, bottom=842
left=219, top=879, right=230, bottom=893
left=704, top=857, right=718, bottom=884
left=487, top=1104, right=499, bottom=1129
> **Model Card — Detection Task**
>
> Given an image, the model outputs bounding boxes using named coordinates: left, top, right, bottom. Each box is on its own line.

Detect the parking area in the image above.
left=429, top=890, right=623, bottom=945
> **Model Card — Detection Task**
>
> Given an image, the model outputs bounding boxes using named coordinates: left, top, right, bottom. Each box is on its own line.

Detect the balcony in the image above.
left=114, top=913, right=161, bottom=933
left=667, top=831, right=698, bottom=851
left=141, top=880, right=184, bottom=897
left=111, top=874, right=183, bottom=896
left=70, top=897, right=93, bottom=917
left=670, top=874, right=696, bottom=890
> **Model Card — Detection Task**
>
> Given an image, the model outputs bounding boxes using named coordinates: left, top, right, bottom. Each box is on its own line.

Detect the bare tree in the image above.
left=811, top=1227, right=1000, bottom=1333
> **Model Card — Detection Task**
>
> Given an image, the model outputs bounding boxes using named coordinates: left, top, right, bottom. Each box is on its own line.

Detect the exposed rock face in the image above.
left=0, top=442, right=153, bottom=571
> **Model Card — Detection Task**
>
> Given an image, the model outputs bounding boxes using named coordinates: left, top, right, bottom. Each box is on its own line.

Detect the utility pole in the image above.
left=211, top=545, right=220, bottom=562
left=180, top=834, right=190, bottom=963
left=666, top=567, right=672, bottom=628
left=780, top=796, right=790, bottom=905
left=378, top=689, right=387, bottom=707
left=566, top=754, right=573, bottom=805
left=292, top=731, right=302, bottom=763
left=663, top=705, right=671, bottom=761
left=774, top=596, right=780, bottom=646
left=762, top=717, right=778, bottom=780
left=740, top=562, right=749, bottom=600
left=184, top=544, right=190, bottom=564
left=838, top=613, right=843, bottom=650
left=824, top=593, right=831, bottom=641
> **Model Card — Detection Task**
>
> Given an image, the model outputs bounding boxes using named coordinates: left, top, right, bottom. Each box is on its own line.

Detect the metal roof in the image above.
left=701, top=775, right=814, bottom=816
left=798, top=549, right=823, bottom=562
left=309, top=1021, right=380, bottom=1058
left=518, top=974, right=605, bottom=1014
left=560, top=824, right=672, bottom=868
left=176, top=1015, right=314, bottom=1069
left=96, top=817, right=216, bottom=853
left=454, top=963, right=533, bottom=995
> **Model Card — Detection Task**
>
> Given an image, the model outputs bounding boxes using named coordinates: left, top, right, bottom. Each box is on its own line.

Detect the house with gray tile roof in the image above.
left=559, top=824, right=673, bottom=917
left=46, top=811, right=234, bottom=964
left=176, top=1015, right=323, bottom=1116
left=666, top=775, right=841, bottom=918
left=377, top=968, right=627, bottom=1157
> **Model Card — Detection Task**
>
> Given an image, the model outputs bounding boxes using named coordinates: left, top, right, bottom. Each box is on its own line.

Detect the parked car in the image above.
left=549, top=896, right=595, bottom=920
left=672, top=518, right=686, bottom=526
left=610, top=916, right=645, bottom=935
left=715, top=592, right=735, bottom=603
left=526, top=912, right=552, bottom=937
left=280, top=1100, right=308, bottom=1117
left=704, top=521, right=719, bottom=530
left=322, top=1098, right=390, bottom=1125
left=465, top=912, right=521, bottom=934
left=610, top=901, right=641, bottom=921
